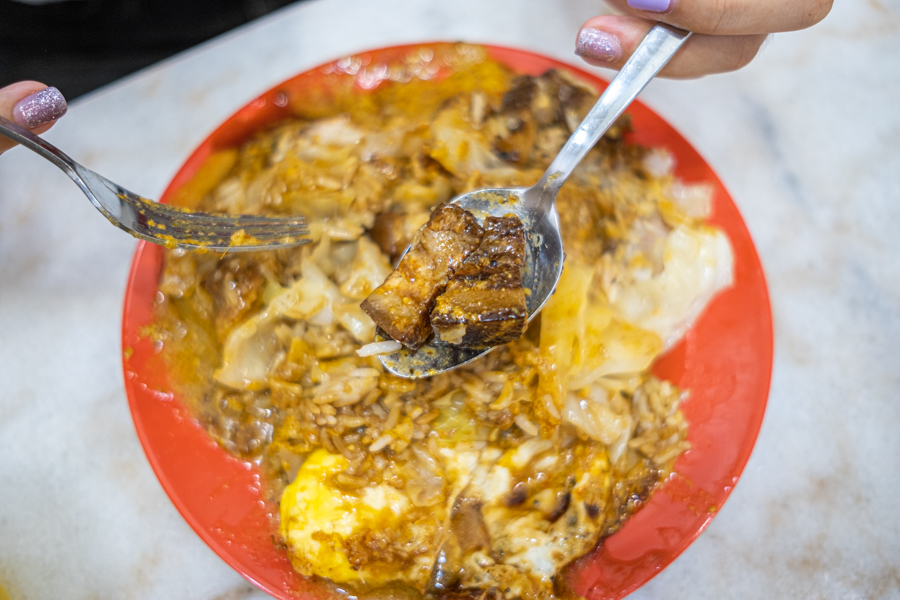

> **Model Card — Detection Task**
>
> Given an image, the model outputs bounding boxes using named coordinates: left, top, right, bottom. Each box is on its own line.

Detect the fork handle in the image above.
left=0, top=115, right=80, bottom=178
left=533, top=24, right=691, bottom=210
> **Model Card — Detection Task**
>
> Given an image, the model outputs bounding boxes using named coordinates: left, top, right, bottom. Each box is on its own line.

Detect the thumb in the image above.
left=0, top=82, right=68, bottom=155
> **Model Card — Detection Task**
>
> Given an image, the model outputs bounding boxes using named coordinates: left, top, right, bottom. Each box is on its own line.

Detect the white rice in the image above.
left=357, top=340, right=402, bottom=356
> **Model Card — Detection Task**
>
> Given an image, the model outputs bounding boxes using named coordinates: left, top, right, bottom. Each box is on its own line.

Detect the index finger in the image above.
left=0, top=82, right=68, bottom=156
left=606, top=0, right=833, bottom=35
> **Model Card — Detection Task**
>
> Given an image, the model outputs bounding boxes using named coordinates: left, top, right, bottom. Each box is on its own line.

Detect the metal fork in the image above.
left=0, top=116, right=310, bottom=251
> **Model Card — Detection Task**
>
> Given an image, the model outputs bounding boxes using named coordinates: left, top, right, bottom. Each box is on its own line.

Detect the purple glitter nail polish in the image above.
left=627, top=0, right=674, bottom=13
left=13, top=87, right=68, bottom=129
left=575, top=29, right=622, bottom=63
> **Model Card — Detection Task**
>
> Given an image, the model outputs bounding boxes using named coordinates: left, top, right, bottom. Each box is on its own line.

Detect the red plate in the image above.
left=122, top=43, right=772, bottom=600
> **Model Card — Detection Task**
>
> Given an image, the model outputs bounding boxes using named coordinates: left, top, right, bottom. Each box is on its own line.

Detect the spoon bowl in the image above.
left=377, top=187, right=563, bottom=377
left=379, top=24, right=691, bottom=378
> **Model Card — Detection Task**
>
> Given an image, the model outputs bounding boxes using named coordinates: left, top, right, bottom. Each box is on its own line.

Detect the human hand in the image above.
left=575, top=0, right=833, bottom=78
left=0, top=82, right=68, bottom=155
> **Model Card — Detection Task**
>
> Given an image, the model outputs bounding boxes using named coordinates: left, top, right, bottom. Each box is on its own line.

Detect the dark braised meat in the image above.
left=430, top=215, right=527, bottom=349
left=490, top=70, right=629, bottom=166
left=201, top=254, right=277, bottom=341
left=369, top=210, right=431, bottom=261
left=361, top=204, right=484, bottom=350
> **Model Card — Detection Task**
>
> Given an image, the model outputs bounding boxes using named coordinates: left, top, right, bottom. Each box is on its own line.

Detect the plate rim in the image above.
left=122, top=41, right=773, bottom=600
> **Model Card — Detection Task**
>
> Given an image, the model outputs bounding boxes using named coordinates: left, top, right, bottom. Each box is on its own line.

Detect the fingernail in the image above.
left=13, top=87, right=68, bottom=129
left=627, top=0, right=674, bottom=13
left=576, top=28, right=622, bottom=63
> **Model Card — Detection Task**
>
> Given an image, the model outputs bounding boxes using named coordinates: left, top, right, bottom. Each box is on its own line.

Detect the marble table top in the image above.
left=1, top=0, right=898, bottom=598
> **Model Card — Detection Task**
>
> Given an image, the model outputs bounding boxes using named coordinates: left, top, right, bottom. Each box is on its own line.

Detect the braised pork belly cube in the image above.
left=360, top=204, right=483, bottom=350
left=431, top=215, right=528, bottom=349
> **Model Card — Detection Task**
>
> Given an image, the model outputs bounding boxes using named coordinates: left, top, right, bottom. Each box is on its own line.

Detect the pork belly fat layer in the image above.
left=360, top=204, right=484, bottom=350
left=431, top=215, right=528, bottom=349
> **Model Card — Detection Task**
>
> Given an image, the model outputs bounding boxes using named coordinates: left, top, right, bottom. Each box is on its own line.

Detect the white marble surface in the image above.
left=1, top=0, right=898, bottom=598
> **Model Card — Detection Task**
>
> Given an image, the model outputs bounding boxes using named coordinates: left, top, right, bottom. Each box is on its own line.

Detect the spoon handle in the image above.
left=534, top=24, right=691, bottom=207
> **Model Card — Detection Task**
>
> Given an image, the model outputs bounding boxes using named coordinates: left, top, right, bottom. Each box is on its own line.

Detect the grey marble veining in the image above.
left=1, top=0, right=898, bottom=598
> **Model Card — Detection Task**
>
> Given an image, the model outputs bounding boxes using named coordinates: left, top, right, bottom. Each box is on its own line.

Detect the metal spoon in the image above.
left=379, top=24, right=691, bottom=378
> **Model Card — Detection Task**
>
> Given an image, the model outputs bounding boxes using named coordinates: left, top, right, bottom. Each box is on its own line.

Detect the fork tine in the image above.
left=165, top=239, right=307, bottom=252
left=137, top=220, right=310, bottom=240
left=134, top=211, right=309, bottom=235
left=134, top=209, right=310, bottom=234
left=140, top=226, right=311, bottom=242
left=132, top=209, right=308, bottom=233
left=141, top=215, right=309, bottom=235
left=126, top=199, right=307, bottom=227
left=137, top=205, right=308, bottom=227
left=123, top=194, right=303, bottom=222
left=120, top=192, right=311, bottom=250
left=133, top=226, right=311, bottom=252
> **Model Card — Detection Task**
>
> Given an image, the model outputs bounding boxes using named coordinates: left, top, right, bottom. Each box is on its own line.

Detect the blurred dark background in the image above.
left=0, top=0, right=306, bottom=101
